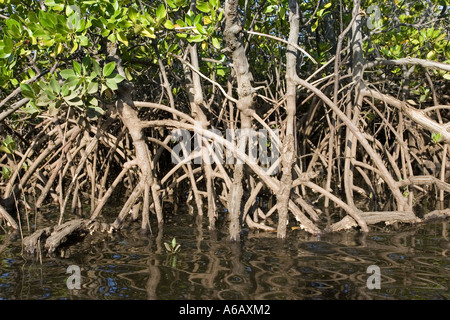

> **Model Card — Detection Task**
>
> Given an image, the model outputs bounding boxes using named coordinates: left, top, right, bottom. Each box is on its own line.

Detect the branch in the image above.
left=0, top=204, right=18, bottom=230
left=293, top=75, right=407, bottom=208
left=0, top=62, right=58, bottom=122
left=365, top=57, right=450, bottom=72
left=244, top=30, right=317, bottom=64
left=170, top=54, right=238, bottom=104
left=361, top=87, right=450, bottom=144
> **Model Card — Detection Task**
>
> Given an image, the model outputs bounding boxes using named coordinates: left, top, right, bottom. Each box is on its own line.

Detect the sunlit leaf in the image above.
left=73, top=61, right=82, bottom=76
left=103, top=62, right=116, bottom=77
left=117, top=31, right=129, bottom=46
left=164, top=20, right=175, bottom=29
left=105, top=78, right=118, bottom=90
left=128, top=7, right=138, bottom=23
left=211, top=37, right=220, bottom=49
left=156, top=4, right=166, bottom=21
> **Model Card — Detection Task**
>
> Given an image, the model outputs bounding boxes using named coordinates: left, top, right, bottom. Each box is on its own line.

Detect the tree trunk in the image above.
left=276, top=0, right=299, bottom=239
left=224, top=0, right=255, bottom=241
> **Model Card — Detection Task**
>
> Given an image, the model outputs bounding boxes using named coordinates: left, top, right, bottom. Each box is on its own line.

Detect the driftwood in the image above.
left=397, top=176, right=450, bottom=192
left=23, top=219, right=112, bottom=254
left=44, top=219, right=90, bottom=253
left=329, top=210, right=420, bottom=232
left=23, top=226, right=53, bottom=254
left=422, top=209, right=450, bottom=221
left=358, top=211, right=420, bottom=225
left=329, top=215, right=359, bottom=232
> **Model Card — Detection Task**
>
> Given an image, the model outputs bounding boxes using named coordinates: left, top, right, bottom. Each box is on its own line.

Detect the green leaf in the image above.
left=443, top=74, right=450, bottom=80
left=211, top=37, right=221, bottom=49
left=0, top=50, right=12, bottom=59
left=73, top=61, right=82, bottom=76
left=0, top=146, right=11, bottom=154
left=86, top=106, right=104, bottom=120
left=117, top=31, right=129, bottom=46
left=194, top=14, right=203, bottom=26
left=70, top=40, right=78, bottom=53
left=175, top=19, right=186, bottom=27
left=87, top=96, right=98, bottom=106
left=22, top=103, right=40, bottom=115
left=196, top=2, right=211, bottom=13
left=3, top=136, right=16, bottom=153
left=141, top=27, right=156, bottom=38
left=101, top=29, right=111, bottom=37
left=188, top=34, right=204, bottom=43
left=50, top=77, right=60, bottom=94
left=65, top=77, right=80, bottom=89
left=64, top=96, right=83, bottom=106
left=48, top=102, right=59, bottom=116
left=171, top=237, right=176, bottom=248
left=61, top=84, right=70, bottom=97
left=87, top=81, right=99, bottom=94
left=62, top=90, right=78, bottom=101
left=44, top=0, right=57, bottom=7
left=128, top=7, right=138, bottom=23
left=79, top=35, right=89, bottom=47
left=195, top=23, right=206, bottom=35
left=92, top=60, right=101, bottom=77
left=426, top=51, right=436, bottom=60
left=20, top=83, right=35, bottom=99
left=312, top=19, right=319, bottom=32
left=216, top=66, right=226, bottom=76
left=82, top=56, right=91, bottom=73
left=125, top=68, right=133, bottom=81
left=60, top=69, right=76, bottom=79
left=156, top=4, right=166, bottom=21
left=264, top=5, right=274, bottom=14
left=44, top=89, right=56, bottom=100
left=35, top=94, right=53, bottom=106
left=164, top=20, right=175, bottom=30
left=167, top=0, right=176, bottom=9
left=103, top=61, right=116, bottom=77
left=105, top=78, right=118, bottom=90
left=107, top=33, right=116, bottom=43
left=106, top=73, right=125, bottom=84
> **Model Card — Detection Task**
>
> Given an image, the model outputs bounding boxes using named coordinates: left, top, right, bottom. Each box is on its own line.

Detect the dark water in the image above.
left=0, top=208, right=448, bottom=300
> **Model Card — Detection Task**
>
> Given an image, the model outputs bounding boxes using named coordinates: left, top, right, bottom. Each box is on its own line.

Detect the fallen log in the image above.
left=328, top=210, right=420, bottom=232
left=23, top=226, right=53, bottom=254
left=23, top=219, right=112, bottom=254
left=358, top=211, right=421, bottom=225
left=44, top=219, right=90, bottom=253
left=328, top=215, right=358, bottom=232
left=422, top=208, right=450, bottom=221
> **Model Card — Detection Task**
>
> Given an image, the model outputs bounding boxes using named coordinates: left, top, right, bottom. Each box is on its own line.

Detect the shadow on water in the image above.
left=0, top=204, right=448, bottom=300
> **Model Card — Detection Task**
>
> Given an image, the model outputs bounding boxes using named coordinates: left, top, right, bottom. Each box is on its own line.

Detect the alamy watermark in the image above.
left=170, top=128, right=281, bottom=175
left=366, top=265, right=381, bottom=290
left=66, top=265, right=81, bottom=290
left=366, top=5, right=382, bottom=31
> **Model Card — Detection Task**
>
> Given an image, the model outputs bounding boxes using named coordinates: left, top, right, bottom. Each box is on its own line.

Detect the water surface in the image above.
left=0, top=207, right=448, bottom=300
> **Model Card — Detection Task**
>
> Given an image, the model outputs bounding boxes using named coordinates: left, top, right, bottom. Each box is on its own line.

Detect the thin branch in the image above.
left=170, top=54, right=239, bottom=104
left=244, top=30, right=317, bottom=64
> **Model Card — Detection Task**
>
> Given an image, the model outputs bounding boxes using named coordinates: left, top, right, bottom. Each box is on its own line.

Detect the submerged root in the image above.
left=23, top=219, right=112, bottom=255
